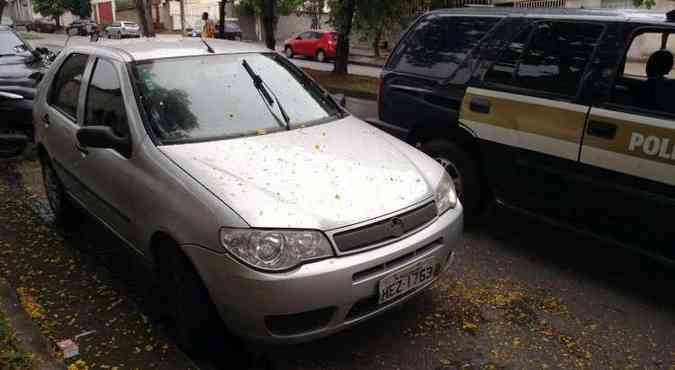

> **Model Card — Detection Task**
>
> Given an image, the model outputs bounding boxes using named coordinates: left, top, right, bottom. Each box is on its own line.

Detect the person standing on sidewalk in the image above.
left=202, top=12, right=216, bottom=38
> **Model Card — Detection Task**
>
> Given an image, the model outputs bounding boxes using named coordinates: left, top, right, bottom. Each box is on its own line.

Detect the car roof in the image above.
left=428, top=7, right=672, bottom=24
left=61, top=37, right=270, bottom=62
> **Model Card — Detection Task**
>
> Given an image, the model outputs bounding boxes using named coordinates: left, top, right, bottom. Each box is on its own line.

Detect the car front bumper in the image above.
left=182, top=204, right=463, bottom=344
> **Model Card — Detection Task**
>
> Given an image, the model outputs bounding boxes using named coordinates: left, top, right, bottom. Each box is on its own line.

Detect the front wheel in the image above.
left=422, top=140, right=483, bottom=218
left=285, top=46, right=294, bottom=58
left=316, top=49, right=327, bottom=63
left=160, top=247, right=225, bottom=354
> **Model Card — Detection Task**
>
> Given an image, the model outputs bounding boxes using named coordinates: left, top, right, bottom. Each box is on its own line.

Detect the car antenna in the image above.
left=200, top=35, right=215, bottom=53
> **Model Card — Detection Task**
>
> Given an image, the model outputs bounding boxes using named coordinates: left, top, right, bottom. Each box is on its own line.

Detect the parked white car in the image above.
left=105, top=21, right=140, bottom=38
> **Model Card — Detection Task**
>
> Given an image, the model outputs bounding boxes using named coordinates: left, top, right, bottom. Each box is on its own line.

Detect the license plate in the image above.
left=378, top=259, right=435, bottom=304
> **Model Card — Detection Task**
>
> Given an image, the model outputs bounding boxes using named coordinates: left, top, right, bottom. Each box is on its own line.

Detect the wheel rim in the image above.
left=43, top=162, right=63, bottom=214
left=318, top=51, right=325, bottom=62
left=435, top=157, right=463, bottom=197
left=286, top=47, right=293, bottom=57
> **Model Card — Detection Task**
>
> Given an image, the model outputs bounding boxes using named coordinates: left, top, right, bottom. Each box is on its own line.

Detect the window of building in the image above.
left=48, top=53, right=89, bottom=121
left=485, top=21, right=604, bottom=98
left=85, top=58, right=129, bottom=137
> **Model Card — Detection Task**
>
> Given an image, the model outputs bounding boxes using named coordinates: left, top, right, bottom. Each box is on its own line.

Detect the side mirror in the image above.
left=331, top=93, right=347, bottom=107
left=77, top=126, right=131, bottom=157
left=295, top=36, right=302, bottom=40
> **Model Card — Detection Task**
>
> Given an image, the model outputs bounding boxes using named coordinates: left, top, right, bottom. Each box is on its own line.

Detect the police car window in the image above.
left=85, top=58, right=129, bottom=137
left=485, top=21, right=604, bottom=98
left=611, top=31, right=675, bottom=116
left=48, top=53, right=89, bottom=121
left=484, top=25, right=533, bottom=86
left=392, top=15, right=500, bottom=79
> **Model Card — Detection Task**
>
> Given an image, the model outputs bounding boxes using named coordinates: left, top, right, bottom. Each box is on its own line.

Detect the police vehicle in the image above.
left=373, top=8, right=675, bottom=263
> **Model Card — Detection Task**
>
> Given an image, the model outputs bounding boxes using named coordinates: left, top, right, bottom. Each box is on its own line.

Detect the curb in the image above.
left=0, top=278, right=66, bottom=370
left=326, top=87, right=377, bottom=101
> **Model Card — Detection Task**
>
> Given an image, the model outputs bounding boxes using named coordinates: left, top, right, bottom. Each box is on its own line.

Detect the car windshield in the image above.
left=133, top=52, right=342, bottom=144
left=0, top=31, right=29, bottom=56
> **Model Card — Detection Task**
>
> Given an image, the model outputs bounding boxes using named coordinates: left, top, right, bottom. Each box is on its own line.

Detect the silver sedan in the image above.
left=33, top=38, right=463, bottom=351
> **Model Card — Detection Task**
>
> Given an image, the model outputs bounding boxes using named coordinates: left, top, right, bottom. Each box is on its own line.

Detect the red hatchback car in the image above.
left=284, top=31, right=337, bottom=63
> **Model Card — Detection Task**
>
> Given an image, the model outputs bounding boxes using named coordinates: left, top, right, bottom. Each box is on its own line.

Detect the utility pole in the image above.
left=218, top=0, right=225, bottom=39
left=179, top=0, right=185, bottom=34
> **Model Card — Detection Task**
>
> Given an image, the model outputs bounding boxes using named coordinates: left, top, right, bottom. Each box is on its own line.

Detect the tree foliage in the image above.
left=68, top=0, right=91, bottom=18
left=33, top=0, right=67, bottom=26
left=633, top=0, right=656, bottom=8
left=353, top=0, right=407, bottom=57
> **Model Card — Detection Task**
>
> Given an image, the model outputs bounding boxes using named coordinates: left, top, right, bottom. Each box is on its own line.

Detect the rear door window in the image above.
left=48, top=53, right=89, bottom=121
left=485, top=21, right=605, bottom=98
left=391, top=15, right=501, bottom=79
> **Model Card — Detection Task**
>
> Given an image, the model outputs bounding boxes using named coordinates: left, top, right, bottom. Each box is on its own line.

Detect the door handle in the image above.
left=587, top=120, right=617, bottom=139
left=41, top=114, right=50, bottom=127
left=470, top=97, right=491, bottom=114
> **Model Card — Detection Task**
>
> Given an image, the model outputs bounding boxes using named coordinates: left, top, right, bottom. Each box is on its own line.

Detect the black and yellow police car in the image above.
left=373, top=8, right=675, bottom=263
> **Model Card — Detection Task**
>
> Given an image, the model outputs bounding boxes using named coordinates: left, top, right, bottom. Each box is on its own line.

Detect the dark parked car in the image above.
left=66, top=19, right=98, bottom=36
left=374, top=8, right=675, bottom=263
left=25, top=20, right=58, bottom=33
left=0, top=25, right=52, bottom=157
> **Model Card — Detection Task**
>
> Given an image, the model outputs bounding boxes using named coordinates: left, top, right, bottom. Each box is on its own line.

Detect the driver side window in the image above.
left=85, top=58, right=129, bottom=137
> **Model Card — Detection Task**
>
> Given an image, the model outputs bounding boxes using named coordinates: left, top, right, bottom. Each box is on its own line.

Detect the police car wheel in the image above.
left=422, top=140, right=482, bottom=217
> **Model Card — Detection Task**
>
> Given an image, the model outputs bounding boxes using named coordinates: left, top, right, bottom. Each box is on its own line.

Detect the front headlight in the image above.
left=219, top=228, right=334, bottom=272
left=435, top=171, right=457, bottom=215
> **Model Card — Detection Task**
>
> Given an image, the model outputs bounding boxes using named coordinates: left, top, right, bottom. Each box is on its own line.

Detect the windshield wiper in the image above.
left=241, top=59, right=291, bottom=130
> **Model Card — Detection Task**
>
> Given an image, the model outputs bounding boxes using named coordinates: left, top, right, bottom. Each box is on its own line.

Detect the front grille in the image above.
left=265, top=307, right=336, bottom=336
left=333, top=202, right=437, bottom=253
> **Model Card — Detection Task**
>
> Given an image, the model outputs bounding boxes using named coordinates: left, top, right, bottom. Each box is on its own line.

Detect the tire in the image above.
left=316, top=49, right=326, bottom=63
left=160, top=246, right=224, bottom=354
left=0, top=130, right=28, bottom=158
left=285, top=46, right=294, bottom=58
left=39, top=153, right=79, bottom=226
left=422, top=140, right=483, bottom=218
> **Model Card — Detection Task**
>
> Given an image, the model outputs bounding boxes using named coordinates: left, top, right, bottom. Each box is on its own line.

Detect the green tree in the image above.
left=68, top=0, right=91, bottom=18
left=329, top=0, right=356, bottom=75
left=633, top=0, right=656, bottom=8
left=33, top=0, right=67, bottom=28
left=353, top=0, right=407, bottom=57
left=239, top=0, right=304, bottom=50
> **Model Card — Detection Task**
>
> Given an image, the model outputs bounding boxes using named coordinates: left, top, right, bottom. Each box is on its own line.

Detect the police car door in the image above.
left=461, top=20, right=605, bottom=216
left=579, top=26, right=675, bottom=260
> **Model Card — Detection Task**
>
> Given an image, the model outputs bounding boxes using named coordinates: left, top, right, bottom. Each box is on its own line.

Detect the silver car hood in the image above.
left=159, top=116, right=442, bottom=231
